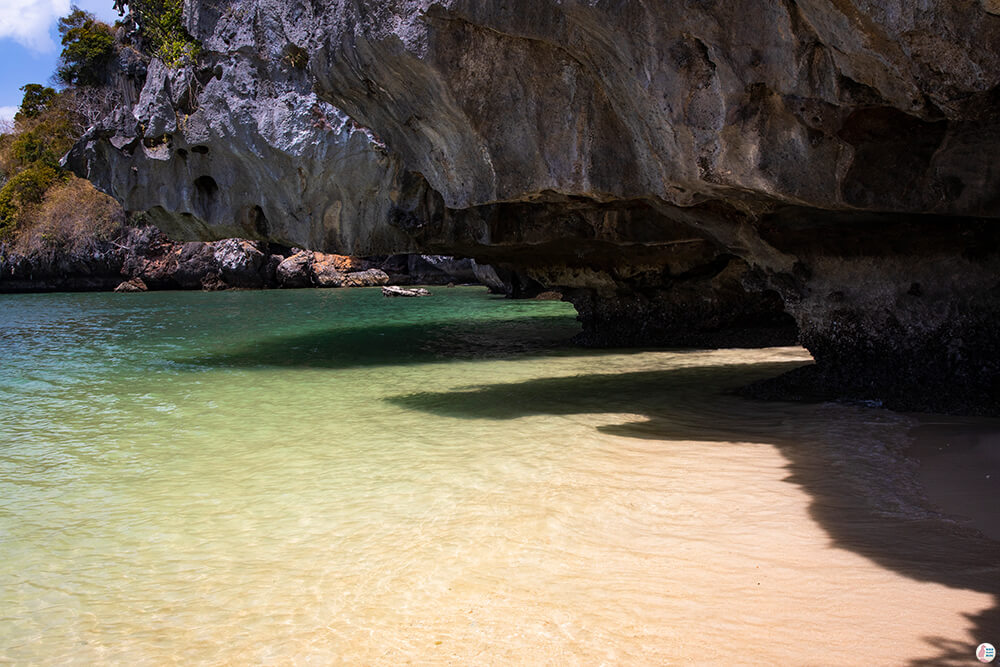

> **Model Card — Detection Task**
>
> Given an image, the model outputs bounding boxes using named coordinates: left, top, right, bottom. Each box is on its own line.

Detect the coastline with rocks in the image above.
left=0, top=225, right=485, bottom=294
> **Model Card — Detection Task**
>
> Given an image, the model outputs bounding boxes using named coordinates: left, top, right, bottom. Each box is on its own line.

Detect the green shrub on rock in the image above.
left=0, top=9, right=126, bottom=243
left=0, top=164, right=63, bottom=237
left=14, top=176, right=125, bottom=256
left=14, top=84, right=58, bottom=121
left=56, top=8, right=117, bottom=87
left=114, top=0, right=200, bottom=67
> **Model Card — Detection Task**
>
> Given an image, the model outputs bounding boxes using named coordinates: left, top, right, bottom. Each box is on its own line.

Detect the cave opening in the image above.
left=193, top=175, right=219, bottom=215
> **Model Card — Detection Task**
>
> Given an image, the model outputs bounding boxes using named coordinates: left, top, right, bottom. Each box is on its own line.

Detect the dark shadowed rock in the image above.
left=471, top=262, right=507, bottom=295
left=406, top=255, right=478, bottom=284
left=468, top=257, right=547, bottom=298
left=173, top=242, right=220, bottom=289
left=0, top=239, right=125, bottom=293
left=263, top=254, right=283, bottom=288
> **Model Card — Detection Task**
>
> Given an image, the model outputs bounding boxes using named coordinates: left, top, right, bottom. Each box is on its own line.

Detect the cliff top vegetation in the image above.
left=0, top=8, right=126, bottom=254
left=113, top=0, right=200, bottom=67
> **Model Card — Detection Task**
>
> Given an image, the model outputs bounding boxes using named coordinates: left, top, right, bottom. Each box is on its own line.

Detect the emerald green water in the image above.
left=1, top=288, right=997, bottom=664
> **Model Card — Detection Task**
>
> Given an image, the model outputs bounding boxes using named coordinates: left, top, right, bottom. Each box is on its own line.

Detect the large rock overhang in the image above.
left=68, top=0, right=1000, bottom=414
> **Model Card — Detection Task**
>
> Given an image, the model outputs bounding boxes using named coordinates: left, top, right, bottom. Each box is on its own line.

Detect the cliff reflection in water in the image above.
left=0, top=288, right=996, bottom=664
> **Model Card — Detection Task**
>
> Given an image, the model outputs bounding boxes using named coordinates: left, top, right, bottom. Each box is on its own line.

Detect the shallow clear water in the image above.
left=1, top=287, right=998, bottom=664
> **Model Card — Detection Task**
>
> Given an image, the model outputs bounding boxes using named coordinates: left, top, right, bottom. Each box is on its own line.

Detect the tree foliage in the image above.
left=114, top=0, right=200, bottom=67
left=15, top=84, right=58, bottom=122
left=3, top=91, right=78, bottom=171
left=0, top=87, right=84, bottom=235
left=0, top=164, right=64, bottom=237
left=57, top=8, right=116, bottom=87
left=12, top=176, right=124, bottom=256
left=0, top=9, right=127, bottom=242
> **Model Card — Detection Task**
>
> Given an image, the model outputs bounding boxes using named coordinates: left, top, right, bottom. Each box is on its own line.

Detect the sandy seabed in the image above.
left=2, top=290, right=997, bottom=665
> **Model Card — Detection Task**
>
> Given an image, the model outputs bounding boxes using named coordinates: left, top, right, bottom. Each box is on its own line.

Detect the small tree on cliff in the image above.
left=14, top=84, right=58, bottom=122
left=56, top=8, right=117, bottom=87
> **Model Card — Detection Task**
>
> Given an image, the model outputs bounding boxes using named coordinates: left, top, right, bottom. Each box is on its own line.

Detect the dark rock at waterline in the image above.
left=406, top=255, right=478, bottom=285
left=471, top=262, right=507, bottom=295
left=378, top=254, right=478, bottom=286
left=560, top=257, right=799, bottom=349
left=0, top=226, right=493, bottom=294
left=264, top=254, right=283, bottom=287
left=173, top=242, right=220, bottom=290
left=754, top=217, right=1000, bottom=417
left=470, top=262, right=545, bottom=299
left=0, top=243, right=124, bottom=293
left=122, top=226, right=180, bottom=289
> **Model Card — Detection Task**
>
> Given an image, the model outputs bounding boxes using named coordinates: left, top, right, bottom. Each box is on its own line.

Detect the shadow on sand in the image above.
left=186, top=306, right=997, bottom=662
left=387, top=360, right=1000, bottom=665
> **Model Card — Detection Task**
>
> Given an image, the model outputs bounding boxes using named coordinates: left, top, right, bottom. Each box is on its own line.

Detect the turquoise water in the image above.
left=1, top=288, right=997, bottom=664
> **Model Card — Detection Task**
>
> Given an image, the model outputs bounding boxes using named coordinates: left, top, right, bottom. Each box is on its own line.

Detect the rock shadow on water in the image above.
left=184, top=315, right=586, bottom=369
left=386, top=359, right=1000, bottom=666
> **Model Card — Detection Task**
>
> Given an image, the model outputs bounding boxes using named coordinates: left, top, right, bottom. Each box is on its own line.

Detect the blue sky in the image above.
left=0, top=0, right=121, bottom=123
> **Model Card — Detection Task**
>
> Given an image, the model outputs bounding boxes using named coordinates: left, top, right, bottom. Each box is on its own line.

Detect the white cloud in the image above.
left=0, top=105, right=16, bottom=132
left=0, top=105, right=18, bottom=123
left=0, top=0, right=72, bottom=52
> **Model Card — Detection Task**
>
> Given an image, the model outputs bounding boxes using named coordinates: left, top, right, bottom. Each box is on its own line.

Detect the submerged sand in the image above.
left=2, top=288, right=997, bottom=664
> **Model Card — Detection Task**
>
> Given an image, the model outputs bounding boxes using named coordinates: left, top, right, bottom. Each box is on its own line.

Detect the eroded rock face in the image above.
left=341, top=268, right=391, bottom=287
left=214, top=238, right=268, bottom=288
left=66, top=48, right=425, bottom=255
left=276, top=251, right=314, bottom=288
left=0, top=242, right=126, bottom=292
left=173, top=242, right=219, bottom=289
left=68, top=1, right=1000, bottom=413
left=749, top=215, right=1000, bottom=414
left=311, top=253, right=346, bottom=287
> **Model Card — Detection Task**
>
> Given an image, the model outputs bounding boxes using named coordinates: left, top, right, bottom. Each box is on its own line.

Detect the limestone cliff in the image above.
left=67, top=0, right=1000, bottom=414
